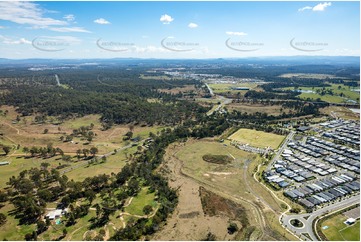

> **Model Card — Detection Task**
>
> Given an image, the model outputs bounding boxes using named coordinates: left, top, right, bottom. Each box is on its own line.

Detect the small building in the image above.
left=344, top=218, right=356, bottom=225
left=0, top=161, right=10, bottom=166
left=297, top=126, right=311, bottom=132
left=45, top=210, right=62, bottom=220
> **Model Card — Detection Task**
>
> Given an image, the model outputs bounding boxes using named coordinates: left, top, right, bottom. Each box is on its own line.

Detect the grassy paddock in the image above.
left=228, top=128, right=285, bottom=149
left=124, top=187, right=157, bottom=216
left=320, top=214, right=360, bottom=241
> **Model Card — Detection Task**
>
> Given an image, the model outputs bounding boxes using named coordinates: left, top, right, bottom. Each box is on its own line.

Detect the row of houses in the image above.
left=307, top=137, right=360, bottom=161
left=319, top=119, right=354, bottom=129
left=281, top=151, right=337, bottom=177
left=284, top=174, right=360, bottom=209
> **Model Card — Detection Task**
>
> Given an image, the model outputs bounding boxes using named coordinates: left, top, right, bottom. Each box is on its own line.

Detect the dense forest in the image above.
left=0, top=68, right=207, bottom=126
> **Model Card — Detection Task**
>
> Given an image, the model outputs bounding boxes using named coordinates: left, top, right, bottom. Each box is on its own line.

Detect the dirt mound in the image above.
left=202, top=154, right=232, bottom=164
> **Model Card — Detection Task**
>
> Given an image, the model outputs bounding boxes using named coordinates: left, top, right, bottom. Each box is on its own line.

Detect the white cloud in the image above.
left=226, top=31, right=248, bottom=36
left=94, top=18, right=110, bottom=24
left=49, top=27, right=91, bottom=33
left=0, top=1, right=66, bottom=26
left=0, top=26, right=5, bottom=29
left=298, top=2, right=332, bottom=12
left=160, top=14, right=174, bottom=24
left=298, top=6, right=313, bottom=12
left=188, top=23, right=198, bottom=28
left=63, top=14, right=75, bottom=22
left=312, top=2, right=332, bottom=11
left=0, top=35, right=31, bottom=44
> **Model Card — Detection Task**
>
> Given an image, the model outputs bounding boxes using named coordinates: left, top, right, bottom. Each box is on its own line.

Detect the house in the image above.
left=45, top=209, right=63, bottom=220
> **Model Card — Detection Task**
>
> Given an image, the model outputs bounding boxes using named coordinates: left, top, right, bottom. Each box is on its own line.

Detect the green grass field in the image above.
left=124, top=187, right=157, bottom=216
left=64, top=151, right=128, bottom=182
left=228, top=128, right=285, bottom=149
left=282, top=83, right=360, bottom=104
left=0, top=154, right=63, bottom=188
left=320, top=214, right=360, bottom=241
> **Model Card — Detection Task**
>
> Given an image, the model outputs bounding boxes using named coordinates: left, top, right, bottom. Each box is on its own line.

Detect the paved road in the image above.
left=267, top=131, right=295, bottom=171
left=204, top=83, right=214, bottom=96
left=281, top=195, right=360, bottom=241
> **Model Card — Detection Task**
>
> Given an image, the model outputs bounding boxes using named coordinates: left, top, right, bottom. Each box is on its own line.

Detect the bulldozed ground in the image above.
left=153, top=139, right=297, bottom=241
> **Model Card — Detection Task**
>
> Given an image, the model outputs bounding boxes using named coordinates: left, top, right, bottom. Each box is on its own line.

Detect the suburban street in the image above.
left=281, top=195, right=360, bottom=241
left=267, top=130, right=295, bottom=171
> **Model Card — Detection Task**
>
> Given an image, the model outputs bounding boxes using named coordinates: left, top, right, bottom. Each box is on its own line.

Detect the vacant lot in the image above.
left=320, top=214, right=360, bottom=241
left=229, top=128, right=285, bottom=149
left=320, top=106, right=360, bottom=120
left=226, top=103, right=292, bottom=116
left=155, top=140, right=293, bottom=241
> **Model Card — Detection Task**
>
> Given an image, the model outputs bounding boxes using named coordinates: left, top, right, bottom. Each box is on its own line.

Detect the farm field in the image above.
left=320, top=214, right=360, bottom=241
left=228, top=128, right=285, bottom=149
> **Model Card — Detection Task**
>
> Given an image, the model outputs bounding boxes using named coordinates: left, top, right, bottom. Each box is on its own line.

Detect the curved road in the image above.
left=282, top=195, right=360, bottom=241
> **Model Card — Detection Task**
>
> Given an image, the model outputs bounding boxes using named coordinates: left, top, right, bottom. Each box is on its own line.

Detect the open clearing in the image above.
left=208, top=82, right=261, bottom=94
left=320, top=106, right=360, bottom=120
left=229, top=128, right=285, bottom=149
left=320, top=214, right=360, bottom=241
left=226, top=103, right=293, bottom=116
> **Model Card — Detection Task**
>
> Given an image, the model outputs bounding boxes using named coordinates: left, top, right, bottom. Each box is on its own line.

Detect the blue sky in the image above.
left=0, top=1, right=359, bottom=59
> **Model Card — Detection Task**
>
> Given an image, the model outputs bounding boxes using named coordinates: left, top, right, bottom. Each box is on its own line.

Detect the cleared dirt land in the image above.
left=153, top=139, right=294, bottom=241
left=229, top=128, right=285, bottom=149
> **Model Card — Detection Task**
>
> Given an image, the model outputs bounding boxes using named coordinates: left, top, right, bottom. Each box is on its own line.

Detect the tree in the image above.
left=203, top=232, right=216, bottom=241
left=227, top=222, right=238, bottom=234
left=89, top=147, right=98, bottom=157
left=82, top=149, right=89, bottom=157
left=0, top=213, right=7, bottom=226
left=143, top=205, right=153, bottom=215
left=2, top=146, right=11, bottom=155
left=22, top=147, right=29, bottom=155
left=40, top=162, right=50, bottom=170
left=101, top=156, right=107, bottom=163
left=36, top=220, right=47, bottom=234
